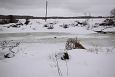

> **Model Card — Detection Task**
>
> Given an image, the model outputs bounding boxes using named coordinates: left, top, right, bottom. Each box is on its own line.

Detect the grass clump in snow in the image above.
left=65, top=38, right=85, bottom=50
left=87, top=47, right=114, bottom=54
left=60, top=24, right=69, bottom=29
left=0, top=40, right=20, bottom=59
left=47, top=25, right=54, bottom=29
left=61, top=52, right=69, bottom=60
left=49, top=51, right=69, bottom=62
left=43, top=24, right=48, bottom=27
left=24, top=18, right=30, bottom=25
left=49, top=50, right=69, bottom=76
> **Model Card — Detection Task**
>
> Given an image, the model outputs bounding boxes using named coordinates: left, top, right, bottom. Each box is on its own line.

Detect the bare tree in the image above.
left=111, top=8, right=115, bottom=17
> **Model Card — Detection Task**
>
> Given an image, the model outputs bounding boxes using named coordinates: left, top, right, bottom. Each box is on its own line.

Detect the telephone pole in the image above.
left=45, top=0, right=48, bottom=22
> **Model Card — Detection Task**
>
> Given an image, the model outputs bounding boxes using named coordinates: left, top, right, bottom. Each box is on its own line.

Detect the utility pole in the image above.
left=45, top=0, right=48, bottom=22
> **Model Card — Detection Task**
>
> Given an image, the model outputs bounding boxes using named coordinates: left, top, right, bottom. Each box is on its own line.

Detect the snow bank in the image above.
left=0, top=43, right=115, bottom=77
left=0, top=19, right=97, bottom=34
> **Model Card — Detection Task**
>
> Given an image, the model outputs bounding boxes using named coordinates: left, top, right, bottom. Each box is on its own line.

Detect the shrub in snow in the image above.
left=65, top=38, right=85, bottom=50
left=93, top=23, right=100, bottom=28
left=5, top=21, right=23, bottom=28
left=8, top=24, right=21, bottom=28
left=77, top=21, right=84, bottom=26
left=87, top=47, right=114, bottom=54
left=24, top=18, right=30, bottom=25
left=99, top=18, right=115, bottom=26
left=60, top=24, right=69, bottom=29
left=47, top=26, right=54, bottom=29
left=49, top=51, right=69, bottom=76
left=76, top=20, right=89, bottom=27
left=82, top=21, right=88, bottom=26
left=4, top=52, right=15, bottom=58
left=63, top=24, right=69, bottom=29
left=44, top=22, right=56, bottom=29
left=50, top=52, right=69, bottom=61
left=71, top=23, right=78, bottom=27
left=61, top=52, right=69, bottom=60
left=74, top=21, right=79, bottom=26
left=44, top=24, right=48, bottom=27
left=0, top=40, right=20, bottom=59
left=54, top=37, right=57, bottom=38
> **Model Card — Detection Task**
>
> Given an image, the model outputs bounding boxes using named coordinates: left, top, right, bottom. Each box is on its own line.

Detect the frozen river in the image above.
left=0, top=32, right=115, bottom=47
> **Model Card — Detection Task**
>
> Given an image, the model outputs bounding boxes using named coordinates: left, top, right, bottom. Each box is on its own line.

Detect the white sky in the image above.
left=0, top=0, right=115, bottom=16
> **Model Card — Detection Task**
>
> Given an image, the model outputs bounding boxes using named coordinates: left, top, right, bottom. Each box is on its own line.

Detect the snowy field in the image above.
left=0, top=19, right=115, bottom=77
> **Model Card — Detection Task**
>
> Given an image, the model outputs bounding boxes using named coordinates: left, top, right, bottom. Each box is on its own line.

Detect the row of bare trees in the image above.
left=111, top=8, right=115, bottom=17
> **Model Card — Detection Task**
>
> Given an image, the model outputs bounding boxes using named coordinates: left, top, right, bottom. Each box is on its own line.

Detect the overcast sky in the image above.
left=0, top=0, right=115, bottom=16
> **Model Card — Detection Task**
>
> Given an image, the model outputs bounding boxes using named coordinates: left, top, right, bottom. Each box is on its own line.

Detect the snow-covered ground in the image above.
left=0, top=19, right=104, bottom=33
left=0, top=40, right=115, bottom=77
left=0, top=19, right=115, bottom=34
left=0, top=19, right=115, bottom=77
